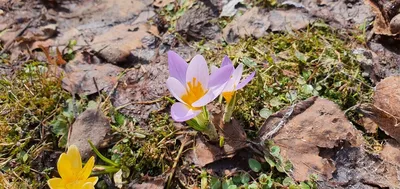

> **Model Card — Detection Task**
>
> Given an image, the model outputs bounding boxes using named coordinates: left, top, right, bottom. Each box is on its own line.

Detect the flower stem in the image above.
left=186, top=107, right=219, bottom=141
left=223, top=92, right=237, bottom=123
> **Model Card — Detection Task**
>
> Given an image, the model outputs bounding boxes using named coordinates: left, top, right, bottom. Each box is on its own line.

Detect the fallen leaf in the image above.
left=68, top=108, right=111, bottom=159
left=357, top=76, right=400, bottom=142
left=90, top=23, right=157, bottom=63
left=62, top=62, right=123, bottom=95
left=219, top=0, right=243, bottom=17
left=223, top=7, right=313, bottom=43
left=259, top=97, right=364, bottom=181
left=176, top=3, right=220, bottom=40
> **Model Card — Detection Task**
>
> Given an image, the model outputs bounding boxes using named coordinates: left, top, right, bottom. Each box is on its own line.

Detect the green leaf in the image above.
left=241, top=173, right=250, bottom=184
left=248, top=182, right=258, bottom=189
left=258, top=174, right=270, bottom=185
left=232, top=175, right=242, bottom=185
left=248, top=158, right=262, bottom=172
left=114, top=112, right=126, bottom=126
left=210, top=177, right=221, bottom=189
left=227, top=185, right=238, bottom=189
left=295, top=51, right=307, bottom=63
left=165, top=3, right=175, bottom=11
left=301, top=84, right=314, bottom=95
left=241, top=57, right=257, bottom=67
left=270, top=146, right=280, bottom=157
left=283, top=177, right=294, bottom=186
left=222, top=179, right=234, bottom=189
left=259, top=108, right=273, bottom=119
left=299, top=182, right=311, bottom=189
left=265, top=156, right=276, bottom=168
left=270, top=97, right=283, bottom=107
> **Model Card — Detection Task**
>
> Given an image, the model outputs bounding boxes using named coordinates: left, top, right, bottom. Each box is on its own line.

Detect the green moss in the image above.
left=0, top=61, right=70, bottom=188
left=205, top=22, right=373, bottom=129
left=109, top=112, right=177, bottom=180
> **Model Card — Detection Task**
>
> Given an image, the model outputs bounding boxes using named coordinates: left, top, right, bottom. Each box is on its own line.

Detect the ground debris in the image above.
left=68, top=108, right=111, bottom=159
left=357, top=76, right=400, bottom=143
left=364, top=0, right=400, bottom=35
left=61, top=61, right=123, bottom=96
left=223, top=7, right=313, bottom=43
left=112, top=61, right=169, bottom=126
left=259, top=97, right=400, bottom=188
left=176, top=2, right=220, bottom=40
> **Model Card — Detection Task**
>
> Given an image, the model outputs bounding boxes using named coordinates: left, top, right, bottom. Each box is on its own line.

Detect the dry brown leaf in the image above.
left=68, top=108, right=111, bottom=159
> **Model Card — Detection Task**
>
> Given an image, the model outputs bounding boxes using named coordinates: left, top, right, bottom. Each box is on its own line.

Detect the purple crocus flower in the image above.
left=166, top=51, right=234, bottom=122
left=212, top=56, right=255, bottom=103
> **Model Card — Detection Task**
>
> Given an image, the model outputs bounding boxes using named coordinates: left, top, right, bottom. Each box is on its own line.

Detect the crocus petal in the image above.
left=57, top=153, right=74, bottom=181
left=166, top=77, right=187, bottom=103
left=209, top=63, right=234, bottom=88
left=221, top=56, right=232, bottom=67
left=78, top=156, right=95, bottom=180
left=171, top=102, right=201, bottom=122
left=82, top=182, right=95, bottom=189
left=232, top=63, right=244, bottom=87
left=47, top=178, right=65, bottom=189
left=86, top=177, right=99, bottom=185
left=186, top=55, right=209, bottom=89
left=193, top=65, right=234, bottom=107
left=66, top=145, right=82, bottom=174
left=236, top=71, right=255, bottom=90
left=210, top=65, right=218, bottom=74
left=168, top=51, right=188, bottom=85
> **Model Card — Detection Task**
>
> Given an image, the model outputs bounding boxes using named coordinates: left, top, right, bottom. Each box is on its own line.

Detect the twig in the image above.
left=167, top=135, right=190, bottom=189
left=259, top=104, right=295, bottom=142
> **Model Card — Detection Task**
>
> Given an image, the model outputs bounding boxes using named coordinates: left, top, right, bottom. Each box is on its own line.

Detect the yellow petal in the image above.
left=86, top=177, right=99, bottom=185
left=47, top=178, right=65, bottom=189
left=78, top=156, right=95, bottom=180
left=81, top=182, right=95, bottom=189
left=66, top=145, right=82, bottom=173
left=57, top=153, right=74, bottom=181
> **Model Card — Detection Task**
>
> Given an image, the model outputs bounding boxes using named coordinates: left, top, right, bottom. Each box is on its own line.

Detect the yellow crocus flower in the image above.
left=48, top=145, right=98, bottom=189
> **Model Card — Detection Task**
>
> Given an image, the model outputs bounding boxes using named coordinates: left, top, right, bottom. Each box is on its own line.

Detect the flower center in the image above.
left=181, top=77, right=207, bottom=108
left=222, top=91, right=234, bottom=103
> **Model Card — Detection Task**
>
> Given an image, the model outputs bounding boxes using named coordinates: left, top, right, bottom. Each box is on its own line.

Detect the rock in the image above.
left=68, top=108, right=111, bottom=159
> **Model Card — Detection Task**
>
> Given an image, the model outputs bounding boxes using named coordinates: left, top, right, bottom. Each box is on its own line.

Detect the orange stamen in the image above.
left=181, top=78, right=207, bottom=109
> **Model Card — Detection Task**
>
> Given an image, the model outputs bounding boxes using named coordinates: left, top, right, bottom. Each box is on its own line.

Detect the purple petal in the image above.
left=222, top=56, right=232, bottom=67
left=210, top=65, right=218, bottom=74
left=166, top=77, right=186, bottom=103
left=171, top=102, right=201, bottom=122
left=192, top=65, right=234, bottom=107
left=236, top=71, right=255, bottom=90
left=168, top=51, right=188, bottom=85
left=232, top=64, right=244, bottom=87
left=186, top=55, right=209, bottom=89
left=209, top=63, right=234, bottom=88
left=222, top=78, right=236, bottom=92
